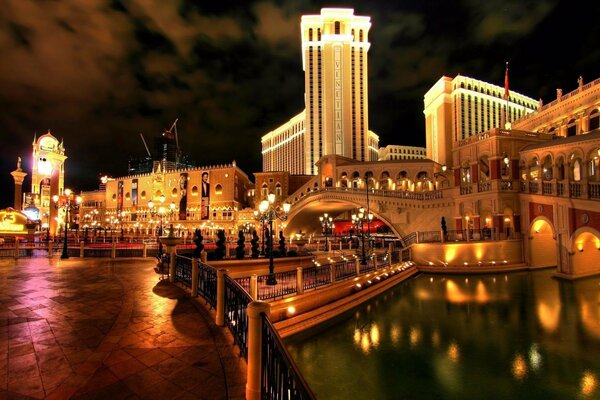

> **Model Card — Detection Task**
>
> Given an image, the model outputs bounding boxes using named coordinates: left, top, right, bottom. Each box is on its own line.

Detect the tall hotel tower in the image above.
left=262, top=8, right=379, bottom=175
left=423, top=75, right=538, bottom=167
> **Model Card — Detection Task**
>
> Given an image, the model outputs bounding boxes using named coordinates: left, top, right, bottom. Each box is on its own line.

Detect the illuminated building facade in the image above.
left=378, top=145, right=426, bottom=161
left=424, top=75, right=538, bottom=167
left=95, top=162, right=252, bottom=239
left=262, top=8, right=379, bottom=176
left=25, top=131, right=67, bottom=235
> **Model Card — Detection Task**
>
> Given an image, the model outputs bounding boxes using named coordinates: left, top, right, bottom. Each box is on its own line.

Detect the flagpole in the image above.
left=505, top=62, right=510, bottom=128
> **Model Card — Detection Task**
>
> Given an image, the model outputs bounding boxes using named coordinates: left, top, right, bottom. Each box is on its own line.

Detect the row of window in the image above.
left=110, top=184, right=224, bottom=202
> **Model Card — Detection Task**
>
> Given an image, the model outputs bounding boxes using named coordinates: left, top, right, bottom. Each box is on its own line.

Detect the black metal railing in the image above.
left=590, top=182, right=600, bottom=199
left=302, top=264, right=331, bottom=291
left=175, top=255, right=192, bottom=288
left=198, top=262, right=217, bottom=308
left=542, top=182, right=553, bottom=195
left=570, top=182, right=582, bottom=198
left=256, top=270, right=297, bottom=301
left=335, top=260, right=356, bottom=281
left=224, top=275, right=252, bottom=358
left=261, top=315, right=316, bottom=400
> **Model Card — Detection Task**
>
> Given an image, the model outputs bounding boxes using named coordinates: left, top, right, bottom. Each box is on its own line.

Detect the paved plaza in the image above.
left=0, top=257, right=246, bottom=399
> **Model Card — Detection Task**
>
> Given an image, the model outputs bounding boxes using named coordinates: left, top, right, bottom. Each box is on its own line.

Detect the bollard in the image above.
left=191, top=258, right=199, bottom=297
left=216, top=269, right=226, bottom=326
left=296, top=267, right=304, bottom=295
left=80, top=241, right=84, bottom=258
left=143, top=243, right=147, bottom=258
left=111, top=241, right=116, bottom=259
left=250, top=274, right=258, bottom=300
left=355, top=258, right=360, bottom=276
left=246, top=301, right=271, bottom=400
left=14, top=239, right=19, bottom=260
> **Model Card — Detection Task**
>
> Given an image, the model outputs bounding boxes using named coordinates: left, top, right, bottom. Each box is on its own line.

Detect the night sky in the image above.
left=1, top=0, right=598, bottom=208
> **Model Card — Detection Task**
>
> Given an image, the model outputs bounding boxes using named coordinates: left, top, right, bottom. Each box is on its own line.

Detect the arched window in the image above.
left=529, top=157, right=540, bottom=180
left=261, top=183, right=268, bottom=198
left=335, top=21, right=340, bottom=34
left=275, top=183, right=282, bottom=196
left=588, top=148, right=600, bottom=182
left=215, top=184, right=223, bottom=195
left=191, top=186, right=198, bottom=196
left=556, top=157, right=565, bottom=181
left=479, top=156, right=490, bottom=181
left=141, top=190, right=146, bottom=199
left=589, top=109, right=599, bottom=131
left=567, top=119, right=577, bottom=137
left=171, top=188, right=177, bottom=197
left=308, top=28, right=313, bottom=41
left=379, top=171, right=390, bottom=190
left=125, top=192, right=131, bottom=200
left=542, top=155, right=553, bottom=180
left=571, top=158, right=581, bottom=182
left=501, top=154, right=510, bottom=177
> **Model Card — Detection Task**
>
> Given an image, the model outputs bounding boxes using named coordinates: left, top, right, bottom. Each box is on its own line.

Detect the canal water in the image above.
left=287, top=269, right=600, bottom=399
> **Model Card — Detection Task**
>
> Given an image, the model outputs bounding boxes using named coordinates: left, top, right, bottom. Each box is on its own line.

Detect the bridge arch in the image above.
left=284, top=192, right=405, bottom=241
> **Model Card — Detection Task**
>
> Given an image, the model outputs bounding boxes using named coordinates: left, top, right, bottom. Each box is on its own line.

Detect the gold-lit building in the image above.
left=378, top=145, right=426, bottom=161
left=84, top=162, right=252, bottom=239
left=262, top=8, right=379, bottom=176
left=424, top=75, right=539, bottom=167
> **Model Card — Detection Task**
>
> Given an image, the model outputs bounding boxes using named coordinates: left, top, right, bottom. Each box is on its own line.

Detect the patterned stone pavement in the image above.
left=0, top=257, right=246, bottom=399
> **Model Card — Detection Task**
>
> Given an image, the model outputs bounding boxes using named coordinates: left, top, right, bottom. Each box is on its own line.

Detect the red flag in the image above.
left=504, top=62, right=509, bottom=99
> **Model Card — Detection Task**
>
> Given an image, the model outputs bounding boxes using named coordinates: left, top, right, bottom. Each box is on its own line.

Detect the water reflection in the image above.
left=287, top=270, right=600, bottom=399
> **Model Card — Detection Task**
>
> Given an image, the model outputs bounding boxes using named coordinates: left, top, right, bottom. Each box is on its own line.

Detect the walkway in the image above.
left=0, top=257, right=246, bottom=399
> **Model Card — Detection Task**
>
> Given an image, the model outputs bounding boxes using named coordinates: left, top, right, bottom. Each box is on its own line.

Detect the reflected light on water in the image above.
left=511, top=353, right=528, bottom=380
left=354, top=329, right=361, bottom=345
left=432, top=330, right=440, bottom=348
left=528, top=344, right=542, bottom=371
left=580, top=300, right=600, bottom=340
left=390, top=324, right=401, bottom=345
left=409, top=327, right=421, bottom=347
left=446, top=280, right=469, bottom=303
left=581, top=371, right=597, bottom=397
left=370, top=324, right=380, bottom=348
left=447, top=341, right=459, bottom=363
left=475, top=281, right=490, bottom=303
left=537, top=301, right=561, bottom=333
left=360, top=333, right=370, bottom=354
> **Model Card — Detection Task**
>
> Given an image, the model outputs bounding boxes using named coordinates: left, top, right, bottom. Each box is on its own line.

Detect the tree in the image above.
left=278, top=230, right=287, bottom=257
left=193, top=229, right=204, bottom=258
left=215, top=229, right=226, bottom=260
left=235, top=230, right=245, bottom=259
left=250, top=229, right=259, bottom=259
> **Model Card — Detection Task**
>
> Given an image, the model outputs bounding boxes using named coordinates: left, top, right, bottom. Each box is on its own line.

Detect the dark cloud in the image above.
left=0, top=0, right=597, bottom=207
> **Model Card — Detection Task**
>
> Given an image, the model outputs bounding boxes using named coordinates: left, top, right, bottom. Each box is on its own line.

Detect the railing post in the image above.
left=216, top=268, right=226, bottom=326
left=388, top=243, right=393, bottom=256
left=416, top=232, right=420, bottom=244
left=168, top=248, right=177, bottom=283
left=296, top=267, right=304, bottom=295
left=246, top=301, right=271, bottom=400
left=48, top=240, right=53, bottom=258
left=14, top=239, right=19, bottom=260
left=355, top=258, right=360, bottom=276
left=80, top=241, right=84, bottom=258
left=143, top=243, right=147, bottom=258
left=111, top=241, right=116, bottom=258
left=191, top=258, right=199, bottom=297
left=329, top=263, right=335, bottom=284
left=373, top=254, right=378, bottom=269
left=251, top=274, right=258, bottom=300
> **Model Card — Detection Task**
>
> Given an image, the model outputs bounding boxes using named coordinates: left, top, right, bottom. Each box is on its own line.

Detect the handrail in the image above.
left=261, top=314, right=316, bottom=400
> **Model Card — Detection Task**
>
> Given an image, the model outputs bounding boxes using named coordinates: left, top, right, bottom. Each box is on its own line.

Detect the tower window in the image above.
left=335, top=21, right=340, bottom=34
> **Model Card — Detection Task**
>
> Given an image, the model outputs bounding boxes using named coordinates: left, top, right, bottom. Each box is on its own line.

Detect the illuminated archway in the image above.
left=529, top=217, right=557, bottom=268
left=570, top=228, right=600, bottom=276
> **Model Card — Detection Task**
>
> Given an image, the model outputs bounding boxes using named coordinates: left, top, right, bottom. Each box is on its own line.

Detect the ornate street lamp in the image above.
left=256, top=193, right=291, bottom=285
left=148, top=195, right=177, bottom=256
left=352, top=207, right=373, bottom=265
left=52, top=189, right=81, bottom=260
left=319, top=213, right=334, bottom=252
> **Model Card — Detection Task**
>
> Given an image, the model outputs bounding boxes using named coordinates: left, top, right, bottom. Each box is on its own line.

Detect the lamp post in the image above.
left=52, top=189, right=81, bottom=260
left=319, top=213, right=334, bottom=252
left=352, top=207, right=373, bottom=265
left=253, top=211, right=267, bottom=256
left=365, top=173, right=373, bottom=250
left=255, top=193, right=291, bottom=285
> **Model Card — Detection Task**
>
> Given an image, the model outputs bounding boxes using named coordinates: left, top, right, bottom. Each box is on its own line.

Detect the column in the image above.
left=246, top=301, right=271, bottom=400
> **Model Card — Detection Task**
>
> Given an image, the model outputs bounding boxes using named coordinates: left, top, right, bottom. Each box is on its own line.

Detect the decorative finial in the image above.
left=17, top=156, right=22, bottom=171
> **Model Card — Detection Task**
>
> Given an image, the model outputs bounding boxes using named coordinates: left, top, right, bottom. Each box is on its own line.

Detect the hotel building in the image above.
left=424, top=75, right=539, bottom=167
left=378, top=145, right=426, bottom=161
left=262, top=8, right=379, bottom=176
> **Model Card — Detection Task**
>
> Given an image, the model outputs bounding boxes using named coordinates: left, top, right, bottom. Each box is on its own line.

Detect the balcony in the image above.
left=460, top=185, right=473, bottom=195
left=477, top=181, right=492, bottom=193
